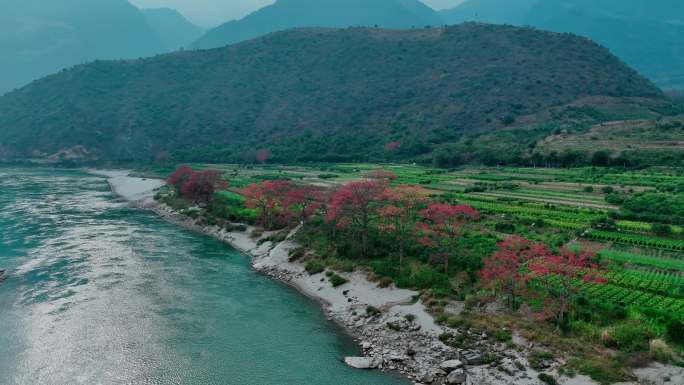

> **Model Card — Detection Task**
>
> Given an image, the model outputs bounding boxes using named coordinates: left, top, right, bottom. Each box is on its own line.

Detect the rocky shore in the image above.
left=98, top=170, right=682, bottom=385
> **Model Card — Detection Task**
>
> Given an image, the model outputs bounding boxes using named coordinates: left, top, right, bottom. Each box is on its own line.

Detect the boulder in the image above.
left=439, top=359, right=464, bottom=373
left=462, top=351, right=484, bottom=365
left=418, top=368, right=446, bottom=384
left=344, top=356, right=379, bottom=369
left=446, top=368, right=466, bottom=384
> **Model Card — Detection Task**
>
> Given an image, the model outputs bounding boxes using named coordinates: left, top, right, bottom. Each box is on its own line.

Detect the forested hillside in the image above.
left=440, top=0, right=684, bottom=90
left=191, top=0, right=443, bottom=49
left=0, top=24, right=666, bottom=164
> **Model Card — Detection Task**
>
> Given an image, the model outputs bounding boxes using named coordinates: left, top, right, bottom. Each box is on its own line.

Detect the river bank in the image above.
left=93, top=170, right=682, bottom=385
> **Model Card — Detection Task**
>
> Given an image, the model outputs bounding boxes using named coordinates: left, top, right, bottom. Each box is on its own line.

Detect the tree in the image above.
left=167, top=165, right=194, bottom=191
left=527, top=245, right=606, bottom=329
left=377, top=185, right=429, bottom=271
left=243, top=180, right=292, bottom=229
left=284, top=186, right=324, bottom=225
left=418, top=203, right=479, bottom=274
left=326, top=180, right=389, bottom=258
left=180, top=169, right=226, bottom=206
left=385, top=141, right=401, bottom=152
left=479, top=237, right=545, bottom=309
left=256, top=149, right=271, bottom=164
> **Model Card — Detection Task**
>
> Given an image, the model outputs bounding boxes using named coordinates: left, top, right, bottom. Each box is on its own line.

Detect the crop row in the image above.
left=583, top=230, right=684, bottom=252
left=580, top=281, right=684, bottom=314
left=599, top=250, right=684, bottom=271
left=602, top=271, right=683, bottom=296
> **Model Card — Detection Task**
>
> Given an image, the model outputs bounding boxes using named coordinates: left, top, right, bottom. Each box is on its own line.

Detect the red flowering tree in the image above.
left=479, top=237, right=546, bottom=309
left=480, top=237, right=606, bottom=327
left=255, top=149, right=271, bottom=164
left=167, top=165, right=194, bottom=191
left=418, top=203, right=480, bottom=274
left=179, top=170, right=226, bottom=206
left=527, top=244, right=606, bottom=327
left=243, top=180, right=293, bottom=229
left=378, top=185, right=429, bottom=271
left=326, top=180, right=389, bottom=258
left=385, top=141, right=401, bottom=152
left=284, top=186, right=324, bottom=225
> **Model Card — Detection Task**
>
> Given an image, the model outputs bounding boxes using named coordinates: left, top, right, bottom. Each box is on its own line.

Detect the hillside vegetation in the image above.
left=0, top=24, right=666, bottom=165
left=440, top=0, right=684, bottom=90
left=191, top=0, right=443, bottom=50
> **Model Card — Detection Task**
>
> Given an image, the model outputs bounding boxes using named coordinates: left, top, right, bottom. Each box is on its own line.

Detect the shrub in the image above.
left=666, top=318, right=684, bottom=344
left=601, top=186, right=614, bottom=194
left=584, top=186, right=594, bottom=193
left=569, top=357, right=628, bottom=384
left=650, top=339, right=675, bottom=362
left=493, top=329, right=513, bottom=343
left=609, top=321, right=653, bottom=352
left=305, top=260, right=325, bottom=275
left=329, top=273, right=348, bottom=288
left=377, top=277, right=393, bottom=288
left=538, top=373, right=557, bottom=385
left=652, top=223, right=672, bottom=236
left=404, top=314, right=416, bottom=322
left=366, top=305, right=381, bottom=316
left=494, top=222, right=516, bottom=233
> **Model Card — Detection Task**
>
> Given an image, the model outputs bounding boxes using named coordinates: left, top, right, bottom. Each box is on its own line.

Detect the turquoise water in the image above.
left=0, top=168, right=406, bottom=385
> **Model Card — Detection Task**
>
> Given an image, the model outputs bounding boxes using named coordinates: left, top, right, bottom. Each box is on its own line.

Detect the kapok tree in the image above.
left=326, top=180, right=389, bottom=258
left=255, top=149, right=271, bottom=164
left=243, top=180, right=293, bottom=229
left=167, top=165, right=194, bottom=191
left=180, top=169, right=226, bottom=207
left=284, top=186, right=323, bottom=226
left=527, top=244, right=606, bottom=328
left=377, top=185, right=429, bottom=271
left=418, top=203, right=480, bottom=274
left=479, top=236, right=543, bottom=309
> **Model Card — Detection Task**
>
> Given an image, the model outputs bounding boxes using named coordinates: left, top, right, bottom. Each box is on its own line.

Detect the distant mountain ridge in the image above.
left=0, top=0, right=169, bottom=95
left=191, top=0, right=444, bottom=49
left=142, top=8, right=203, bottom=51
left=0, top=1, right=203, bottom=95
left=0, top=24, right=663, bottom=164
left=440, top=0, right=684, bottom=90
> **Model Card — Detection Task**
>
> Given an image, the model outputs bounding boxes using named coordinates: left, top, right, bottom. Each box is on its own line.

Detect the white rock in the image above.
left=344, top=356, right=379, bottom=369
left=439, top=359, right=464, bottom=372
left=446, top=368, right=466, bottom=384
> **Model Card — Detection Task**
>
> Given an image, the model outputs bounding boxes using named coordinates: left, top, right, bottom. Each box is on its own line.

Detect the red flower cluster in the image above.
left=167, top=166, right=226, bottom=206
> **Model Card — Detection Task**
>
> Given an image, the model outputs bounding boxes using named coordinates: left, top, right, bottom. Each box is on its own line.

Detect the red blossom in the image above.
left=365, top=169, right=398, bottom=181
left=243, top=180, right=293, bottom=228
left=167, top=165, right=194, bottom=190
left=255, top=149, right=271, bottom=164
left=326, top=180, right=389, bottom=258
left=418, top=203, right=479, bottom=273
left=384, top=141, right=401, bottom=152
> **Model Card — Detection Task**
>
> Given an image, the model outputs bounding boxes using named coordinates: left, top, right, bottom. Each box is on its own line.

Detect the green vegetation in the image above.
left=0, top=24, right=669, bottom=167
left=156, top=163, right=684, bottom=383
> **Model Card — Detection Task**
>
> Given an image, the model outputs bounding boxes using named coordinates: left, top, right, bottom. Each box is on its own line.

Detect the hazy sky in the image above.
left=130, top=0, right=465, bottom=27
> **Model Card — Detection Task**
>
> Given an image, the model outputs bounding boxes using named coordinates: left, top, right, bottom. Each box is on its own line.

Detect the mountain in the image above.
left=0, top=24, right=665, bottom=164
left=191, top=0, right=444, bottom=50
left=440, top=0, right=684, bottom=90
left=0, top=0, right=166, bottom=95
left=142, top=8, right=203, bottom=51
left=438, top=0, right=537, bottom=25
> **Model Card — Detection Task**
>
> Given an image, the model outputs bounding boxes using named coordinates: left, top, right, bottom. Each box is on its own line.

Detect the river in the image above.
left=0, top=168, right=407, bottom=385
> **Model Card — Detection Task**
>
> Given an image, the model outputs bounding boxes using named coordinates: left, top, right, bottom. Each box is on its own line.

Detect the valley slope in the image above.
left=0, top=24, right=667, bottom=164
